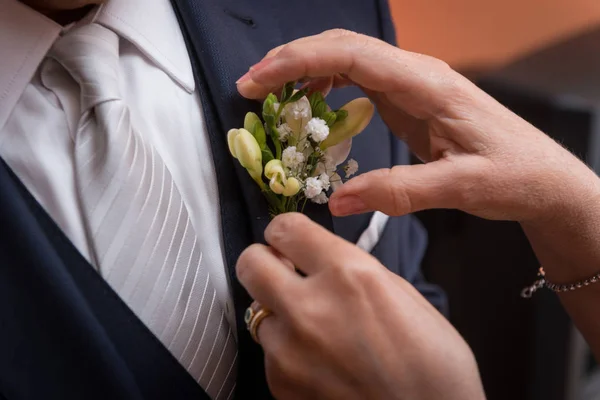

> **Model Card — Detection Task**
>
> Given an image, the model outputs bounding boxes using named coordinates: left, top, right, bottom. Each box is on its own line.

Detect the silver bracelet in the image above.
left=521, top=267, right=600, bottom=298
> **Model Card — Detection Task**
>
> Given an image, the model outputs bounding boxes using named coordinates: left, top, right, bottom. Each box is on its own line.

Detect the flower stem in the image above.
left=275, top=140, right=282, bottom=160
left=300, top=197, right=308, bottom=213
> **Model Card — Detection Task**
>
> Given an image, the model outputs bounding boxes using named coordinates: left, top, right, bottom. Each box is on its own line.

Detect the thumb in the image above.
left=329, top=161, right=461, bottom=217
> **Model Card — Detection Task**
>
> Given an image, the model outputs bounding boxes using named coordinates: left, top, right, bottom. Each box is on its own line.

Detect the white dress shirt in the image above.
left=0, top=0, right=236, bottom=336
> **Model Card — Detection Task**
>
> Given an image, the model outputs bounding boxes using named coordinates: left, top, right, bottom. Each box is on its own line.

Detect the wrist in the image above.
left=521, top=165, right=600, bottom=283
left=524, top=157, right=600, bottom=228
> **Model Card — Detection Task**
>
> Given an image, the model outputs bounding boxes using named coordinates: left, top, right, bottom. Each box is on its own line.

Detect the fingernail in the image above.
left=236, top=71, right=251, bottom=84
left=330, top=195, right=368, bottom=216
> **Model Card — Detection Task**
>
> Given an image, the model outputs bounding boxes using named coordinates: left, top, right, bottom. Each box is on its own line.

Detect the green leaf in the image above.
left=262, top=148, right=274, bottom=164
left=322, top=111, right=337, bottom=127
left=309, top=92, right=324, bottom=113
left=288, top=88, right=308, bottom=103
left=314, top=101, right=327, bottom=118
left=280, top=81, right=296, bottom=102
left=263, top=190, right=284, bottom=214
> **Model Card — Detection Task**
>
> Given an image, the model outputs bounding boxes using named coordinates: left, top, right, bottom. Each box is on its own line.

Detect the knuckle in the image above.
left=388, top=167, right=413, bottom=214
left=236, top=243, right=265, bottom=280
left=278, top=43, right=302, bottom=60
left=432, top=56, right=452, bottom=72
left=322, top=28, right=357, bottom=38
left=266, top=44, right=284, bottom=58
left=329, top=258, right=369, bottom=291
left=290, top=299, right=327, bottom=342
left=266, top=212, right=309, bottom=244
left=416, top=52, right=452, bottom=72
left=349, top=262, right=379, bottom=289
left=295, top=297, right=323, bottom=324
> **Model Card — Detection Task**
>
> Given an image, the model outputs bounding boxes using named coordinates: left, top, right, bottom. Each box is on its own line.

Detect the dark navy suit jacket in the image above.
left=0, top=0, right=445, bottom=398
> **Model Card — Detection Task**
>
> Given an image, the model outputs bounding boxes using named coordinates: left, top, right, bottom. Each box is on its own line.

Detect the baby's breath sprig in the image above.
left=228, top=81, right=374, bottom=217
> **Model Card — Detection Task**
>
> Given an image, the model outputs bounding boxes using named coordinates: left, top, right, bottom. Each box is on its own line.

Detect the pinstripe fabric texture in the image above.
left=48, top=23, right=236, bottom=400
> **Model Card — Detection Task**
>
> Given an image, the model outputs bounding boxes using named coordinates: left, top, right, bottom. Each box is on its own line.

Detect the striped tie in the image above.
left=48, top=23, right=237, bottom=400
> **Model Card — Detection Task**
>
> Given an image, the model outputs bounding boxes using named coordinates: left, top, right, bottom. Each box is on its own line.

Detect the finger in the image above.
left=332, top=73, right=353, bottom=89
left=271, top=248, right=296, bottom=271
left=253, top=307, right=279, bottom=346
left=264, top=213, right=366, bottom=275
left=236, top=244, right=301, bottom=313
left=237, top=30, right=348, bottom=99
left=329, top=160, right=469, bottom=217
left=238, top=29, right=460, bottom=119
left=299, top=76, right=334, bottom=98
left=239, top=74, right=344, bottom=102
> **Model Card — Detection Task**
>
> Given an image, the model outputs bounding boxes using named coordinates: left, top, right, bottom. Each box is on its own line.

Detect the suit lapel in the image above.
left=168, top=0, right=335, bottom=241
left=170, top=1, right=276, bottom=398
left=170, top=2, right=334, bottom=397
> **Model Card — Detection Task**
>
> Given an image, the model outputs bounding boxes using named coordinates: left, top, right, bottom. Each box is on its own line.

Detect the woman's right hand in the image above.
left=237, top=29, right=600, bottom=224
left=239, top=30, right=600, bottom=359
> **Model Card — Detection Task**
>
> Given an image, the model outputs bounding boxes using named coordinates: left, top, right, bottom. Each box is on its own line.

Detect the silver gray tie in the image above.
left=48, top=23, right=237, bottom=400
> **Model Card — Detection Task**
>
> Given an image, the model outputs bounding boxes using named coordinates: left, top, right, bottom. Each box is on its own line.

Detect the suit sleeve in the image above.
left=371, top=0, right=448, bottom=314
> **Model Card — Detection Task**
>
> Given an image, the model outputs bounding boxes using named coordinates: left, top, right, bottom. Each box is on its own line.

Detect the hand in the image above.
left=237, top=29, right=600, bottom=223
left=236, top=213, right=485, bottom=400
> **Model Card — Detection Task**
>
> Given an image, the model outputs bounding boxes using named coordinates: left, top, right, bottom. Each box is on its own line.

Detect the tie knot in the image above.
left=49, top=23, right=121, bottom=110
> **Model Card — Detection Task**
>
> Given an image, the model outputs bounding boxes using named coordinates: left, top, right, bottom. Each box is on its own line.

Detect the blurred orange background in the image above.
left=389, top=0, right=600, bottom=71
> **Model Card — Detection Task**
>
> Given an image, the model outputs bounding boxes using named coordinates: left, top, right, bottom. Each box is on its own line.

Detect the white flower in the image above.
left=283, top=96, right=312, bottom=134
left=288, top=99, right=310, bottom=120
left=311, top=192, right=329, bottom=204
left=305, top=117, right=330, bottom=142
left=304, top=176, right=323, bottom=199
left=322, top=154, right=335, bottom=170
left=281, top=146, right=305, bottom=170
left=319, top=172, right=331, bottom=191
left=344, top=159, right=359, bottom=177
left=278, top=123, right=293, bottom=142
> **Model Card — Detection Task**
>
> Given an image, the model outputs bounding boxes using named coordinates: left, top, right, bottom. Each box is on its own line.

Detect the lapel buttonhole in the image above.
left=224, top=8, right=257, bottom=28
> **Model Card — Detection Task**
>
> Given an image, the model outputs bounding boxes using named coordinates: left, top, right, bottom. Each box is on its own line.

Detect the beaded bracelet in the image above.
left=521, top=267, right=600, bottom=298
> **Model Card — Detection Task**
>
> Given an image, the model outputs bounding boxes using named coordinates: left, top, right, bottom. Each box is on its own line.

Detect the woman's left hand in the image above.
left=236, top=213, right=485, bottom=400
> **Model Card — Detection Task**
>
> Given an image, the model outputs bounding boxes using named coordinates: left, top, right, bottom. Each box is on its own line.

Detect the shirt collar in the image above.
left=0, top=0, right=61, bottom=131
left=0, top=0, right=195, bottom=131
left=93, top=0, right=195, bottom=93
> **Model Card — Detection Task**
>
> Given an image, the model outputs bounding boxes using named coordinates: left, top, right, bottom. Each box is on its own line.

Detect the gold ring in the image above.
left=244, top=301, right=272, bottom=344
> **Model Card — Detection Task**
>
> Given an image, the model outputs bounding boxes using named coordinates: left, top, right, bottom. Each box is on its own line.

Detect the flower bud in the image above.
left=282, top=177, right=300, bottom=196
left=283, top=95, right=312, bottom=134
left=244, top=112, right=262, bottom=133
left=322, top=111, right=337, bottom=127
left=320, top=98, right=374, bottom=149
left=264, top=159, right=285, bottom=180
left=269, top=178, right=285, bottom=194
left=264, top=159, right=299, bottom=197
left=227, top=128, right=240, bottom=158
left=228, top=128, right=263, bottom=186
left=244, top=112, right=266, bottom=148
left=263, top=94, right=278, bottom=116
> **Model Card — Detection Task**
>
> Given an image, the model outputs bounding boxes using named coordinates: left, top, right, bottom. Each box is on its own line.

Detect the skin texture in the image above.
left=236, top=29, right=600, bottom=398
left=20, top=0, right=102, bottom=24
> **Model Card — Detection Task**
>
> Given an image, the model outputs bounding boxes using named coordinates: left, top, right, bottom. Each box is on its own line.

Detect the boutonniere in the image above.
left=228, top=81, right=373, bottom=216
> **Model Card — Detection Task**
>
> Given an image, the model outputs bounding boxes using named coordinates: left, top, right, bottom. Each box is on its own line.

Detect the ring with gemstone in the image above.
left=245, top=301, right=272, bottom=344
